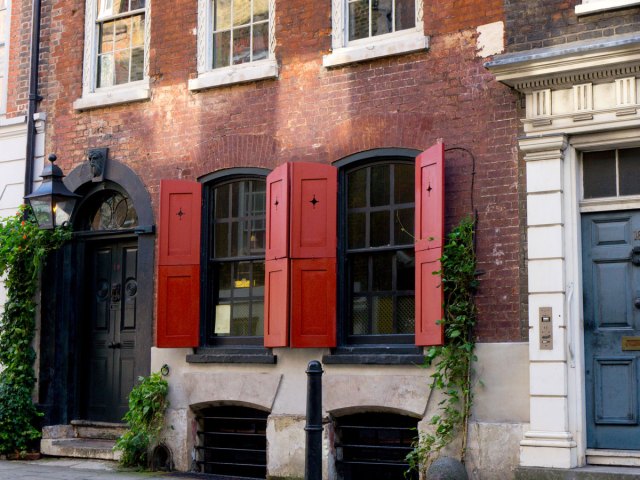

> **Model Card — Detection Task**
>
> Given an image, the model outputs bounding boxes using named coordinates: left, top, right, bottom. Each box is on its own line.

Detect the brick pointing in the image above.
left=23, top=0, right=522, bottom=342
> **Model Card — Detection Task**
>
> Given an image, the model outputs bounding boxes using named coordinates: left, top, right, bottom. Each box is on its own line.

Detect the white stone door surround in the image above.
left=487, top=32, right=640, bottom=469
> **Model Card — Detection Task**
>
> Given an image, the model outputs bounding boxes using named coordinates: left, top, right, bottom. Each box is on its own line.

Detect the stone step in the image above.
left=70, top=420, right=127, bottom=440
left=516, top=465, right=640, bottom=479
left=40, top=438, right=122, bottom=462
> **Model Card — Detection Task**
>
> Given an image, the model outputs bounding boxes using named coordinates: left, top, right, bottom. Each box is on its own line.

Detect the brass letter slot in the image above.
left=622, top=337, right=640, bottom=351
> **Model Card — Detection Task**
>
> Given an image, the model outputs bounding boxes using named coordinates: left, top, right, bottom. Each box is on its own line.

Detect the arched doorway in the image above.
left=38, top=161, right=154, bottom=426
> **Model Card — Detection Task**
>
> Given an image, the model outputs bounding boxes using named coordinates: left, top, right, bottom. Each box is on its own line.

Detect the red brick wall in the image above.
left=36, top=0, right=522, bottom=342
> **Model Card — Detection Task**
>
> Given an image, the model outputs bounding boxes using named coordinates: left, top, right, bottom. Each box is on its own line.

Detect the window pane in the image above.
left=348, top=212, right=366, bottom=249
left=394, top=208, right=414, bottom=246
left=254, top=0, right=269, bottom=22
left=213, top=31, right=231, bottom=68
left=252, top=22, right=269, bottom=61
left=349, top=0, right=369, bottom=41
left=583, top=150, right=616, bottom=199
left=231, top=181, right=240, bottom=217
left=97, top=53, right=114, bottom=87
left=351, top=254, right=368, bottom=293
left=130, top=0, right=145, bottom=10
left=232, top=26, right=251, bottom=65
left=218, top=263, right=232, bottom=297
left=395, top=0, right=415, bottom=31
left=372, top=296, right=393, bottom=334
left=113, top=0, right=129, bottom=15
left=396, top=250, right=414, bottom=290
left=372, top=252, right=392, bottom=291
left=397, top=296, right=414, bottom=333
left=215, top=0, right=232, bottom=30
left=619, top=148, right=640, bottom=196
left=233, top=261, right=252, bottom=296
left=215, top=222, right=229, bottom=258
left=231, top=220, right=240, bottom=257
left=394, top=164, right=414, bottom=204
left=234, top=0, right=251, bottom=26
left=372, top=0, right=392, bottom=36
left=131, top=14, right=144, bottom=46
left=351, top=297, right=369, bottom=334
left=114, top=18, right=130, bottom=51
left=114, top=49, right=130, bottom=85
left=99, top=21, right=114, bottom=53
left=371, top=164, right=390, bottom=206
left=348, top=168, right=367, bottom=208
left=215, top=183, right=230, bottom=218
left=370, top=210, right=390, bottom=246
left=231, top=302, right=251, bottom=335
left=253, top=261, right=265, bottom=291
left=130, top=47, right=144, bottom=82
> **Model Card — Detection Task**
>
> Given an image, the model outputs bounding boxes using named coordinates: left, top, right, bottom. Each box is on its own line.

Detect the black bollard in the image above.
left=305, top=360, right=324, bottom=480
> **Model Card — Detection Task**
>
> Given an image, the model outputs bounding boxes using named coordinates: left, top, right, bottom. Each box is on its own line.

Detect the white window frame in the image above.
left=576, top=0, right=640, bottom=15
left=323, top=0, right=428, bottom=68
left=189, top=0, right=278, bottom=91
left=74, top=0, right=151, bottom=111
left=0, top=0, right=10, bottom=115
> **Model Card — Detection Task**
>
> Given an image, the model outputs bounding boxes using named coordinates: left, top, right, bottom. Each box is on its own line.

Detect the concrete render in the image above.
left=0, top=458, right=194, bottom=480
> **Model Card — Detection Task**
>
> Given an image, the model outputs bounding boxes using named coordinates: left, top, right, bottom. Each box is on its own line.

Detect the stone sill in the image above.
left=576, top=0, right=640, bottom=15
left=323, top=31, right=429, bottom=68
left=73, top=80, right=151, bottom=111
left=323, top=352, right=425, bottom=365
left=188, top=59, right=278, bottom=91
left=187, top=348, right=277, bottom=364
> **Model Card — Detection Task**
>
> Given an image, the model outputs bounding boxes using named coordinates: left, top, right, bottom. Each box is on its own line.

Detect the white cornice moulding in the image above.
left=576, top=0, right=640, bottom=15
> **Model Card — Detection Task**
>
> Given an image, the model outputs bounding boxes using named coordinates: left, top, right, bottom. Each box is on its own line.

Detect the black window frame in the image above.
left=335, top=149, right=422, bottom=350
left=200, top=168, right=270, bottom=348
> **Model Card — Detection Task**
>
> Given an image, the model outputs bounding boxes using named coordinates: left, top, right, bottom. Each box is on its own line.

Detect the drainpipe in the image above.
left=24, top=0, right=43, bottom=198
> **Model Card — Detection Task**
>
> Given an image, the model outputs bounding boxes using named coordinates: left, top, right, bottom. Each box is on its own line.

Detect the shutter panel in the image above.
left=266, top=163, right=290, bottom=260
left=415, top=142, right=445, bottom=252
left=290, top=163, right=337, bottom=259
left=156, top=179, right=202, bottom=348
left=264, top=259, right=290, bottom=347
left=415, top=143, right=445, bottom=346
left=290, top=258, right=337, bottom=347
left=415, top=250, right=444, bottom=346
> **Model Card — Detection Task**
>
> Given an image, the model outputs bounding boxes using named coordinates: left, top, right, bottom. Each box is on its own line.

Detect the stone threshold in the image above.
left=587, top=449, right=640, bottom=467
left=516, top=465, right=640, bottom=479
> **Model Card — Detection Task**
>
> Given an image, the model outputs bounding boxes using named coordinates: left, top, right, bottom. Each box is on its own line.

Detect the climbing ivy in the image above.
left=0, top=205, right=71, bottom=454
left=407, top=217, right=478, bottom=476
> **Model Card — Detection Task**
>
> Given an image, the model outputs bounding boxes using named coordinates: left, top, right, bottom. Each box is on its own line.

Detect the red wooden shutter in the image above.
left=290, top=259, right=337, bottom=347
left=415, top=143, right=445, bottom=346
left=264, top=259, right=290, bottom=347
left=156, top=179, right=202, bottom=348
left=290, top=163, right=337, bottom=259
left=266, top=163, right=290, bottom=260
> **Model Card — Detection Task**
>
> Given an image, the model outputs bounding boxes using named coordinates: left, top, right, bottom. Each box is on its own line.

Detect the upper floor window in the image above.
left=96, top=0, right=145, bottom=88
left=0, top=0, right=9, bottom=114
left=189, top=0, right=277, bottom=91
left=576, top=0, right=640, bottom=15
left=74, top=0, right=150, bottom=111
left=203, top=176, right=267, bottom=346
left=341, top=160, right=415, bottom=345
left=323, top=0, right=427, bottom=68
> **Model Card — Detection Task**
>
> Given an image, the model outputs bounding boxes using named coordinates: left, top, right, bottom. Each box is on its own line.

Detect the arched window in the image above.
left=74, top=186, right=139, bottom=232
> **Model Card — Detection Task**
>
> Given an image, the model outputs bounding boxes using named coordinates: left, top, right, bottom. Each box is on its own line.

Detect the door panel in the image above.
left=84, top=241, right=138, bottom=423
left=583, top=211, right=640, bottom=449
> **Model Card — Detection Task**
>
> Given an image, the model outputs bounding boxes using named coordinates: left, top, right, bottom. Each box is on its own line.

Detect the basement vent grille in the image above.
left=196, top=406, right=268, bottom=479
left=334, top=412, right=418, bottom=480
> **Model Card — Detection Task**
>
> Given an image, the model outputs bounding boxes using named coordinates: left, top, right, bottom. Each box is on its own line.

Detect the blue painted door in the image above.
left=583, top=211, right=640, bottom=449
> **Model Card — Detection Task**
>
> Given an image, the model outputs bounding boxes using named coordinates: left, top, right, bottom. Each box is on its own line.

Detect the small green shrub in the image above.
left=115, top=372, right=169, bottom=468
left=407, top=217, right=478, bottom=476
left=0, top=206, right=71, bottom=454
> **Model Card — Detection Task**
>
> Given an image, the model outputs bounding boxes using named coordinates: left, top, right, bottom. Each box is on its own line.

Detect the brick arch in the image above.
left=189, top=134, right=280, bottom=178
left=325, top=113, right=435, bottom=163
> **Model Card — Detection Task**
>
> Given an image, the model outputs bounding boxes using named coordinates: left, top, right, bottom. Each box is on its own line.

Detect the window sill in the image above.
left=187, top=347, right=277, bottom=364
left=73, top=80, right=151, bottom=111
left=188, top=59, right=279, bottom=91
left=323, top=347, right=424, bottom=365
left=323, top=31, right=429, bottom=68
left=576, top=0, right=640, bottom=14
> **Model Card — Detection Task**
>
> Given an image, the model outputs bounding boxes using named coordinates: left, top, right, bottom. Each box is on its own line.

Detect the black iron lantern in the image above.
left=25, top=154, right=80, bottom=229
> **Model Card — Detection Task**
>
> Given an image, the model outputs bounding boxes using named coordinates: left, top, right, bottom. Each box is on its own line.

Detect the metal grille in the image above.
left=334, top=413, right=418, bottom=480
left=196, top=406, right=268, bottom=479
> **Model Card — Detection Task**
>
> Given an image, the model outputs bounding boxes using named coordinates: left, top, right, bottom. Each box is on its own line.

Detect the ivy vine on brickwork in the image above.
left=0, top=206, right=71, bottom=454
left=407, top=217, right=478, bottom=476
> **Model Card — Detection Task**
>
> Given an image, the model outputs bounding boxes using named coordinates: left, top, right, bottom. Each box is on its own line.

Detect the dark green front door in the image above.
left=583, top=210, right=640, bottom=449
left=83, top=240, right=139, bottom=423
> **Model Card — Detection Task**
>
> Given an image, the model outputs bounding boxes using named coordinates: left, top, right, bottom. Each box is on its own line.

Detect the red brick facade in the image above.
left=16, top=0, right=523, bottom=342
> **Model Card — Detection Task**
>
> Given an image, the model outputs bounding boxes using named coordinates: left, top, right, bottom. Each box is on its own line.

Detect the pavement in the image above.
left=0, top=458, right=201, bottom=480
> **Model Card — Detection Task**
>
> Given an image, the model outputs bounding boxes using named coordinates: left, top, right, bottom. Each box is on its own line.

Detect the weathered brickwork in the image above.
left=31, top=0, right=522, bottom=342
left=506, top=0, right=640, bottom=52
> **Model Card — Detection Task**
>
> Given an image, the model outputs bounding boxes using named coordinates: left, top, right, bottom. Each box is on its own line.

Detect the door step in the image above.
left=40, top=421, right=127, bottom=461
left=516, top=465, right=640, bottom=479
left=587, top=449, right=640, bottom=467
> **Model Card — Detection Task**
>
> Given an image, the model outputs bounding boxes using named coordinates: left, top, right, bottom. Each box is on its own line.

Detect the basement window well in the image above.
left=196, top=406, right=268, bottom=479
left=334, top=412, right=418, bottom=480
